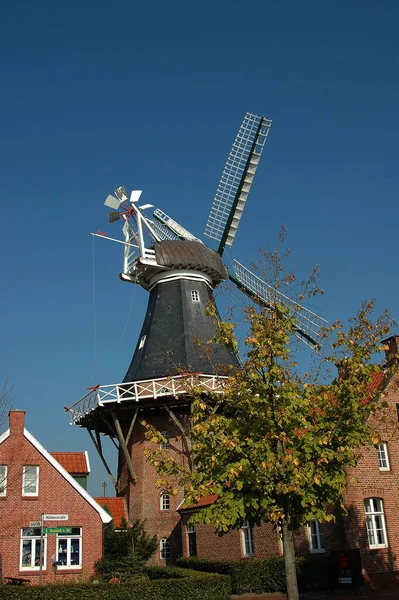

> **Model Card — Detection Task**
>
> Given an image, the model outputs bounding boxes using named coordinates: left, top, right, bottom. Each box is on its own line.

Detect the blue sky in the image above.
left=1, top=1, right=398, bottom=496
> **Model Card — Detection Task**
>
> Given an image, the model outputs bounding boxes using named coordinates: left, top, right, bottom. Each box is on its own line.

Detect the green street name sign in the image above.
left=43, top=527, right=72, bottom=534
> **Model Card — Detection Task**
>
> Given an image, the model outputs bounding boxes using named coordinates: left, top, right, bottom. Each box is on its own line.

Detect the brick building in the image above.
left=0, top=410, right=112, bottom=584
left=176, top=336, right=399, bottom=585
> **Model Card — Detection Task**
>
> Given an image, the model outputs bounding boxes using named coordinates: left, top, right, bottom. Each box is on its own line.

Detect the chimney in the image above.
left=9, top=410, right=26, bottom=437
left=382, top=335, right=399, bottom=366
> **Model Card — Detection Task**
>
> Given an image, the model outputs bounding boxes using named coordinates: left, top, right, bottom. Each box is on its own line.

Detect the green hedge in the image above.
left=0, top=571, right=230, bottom=600
left=176, top=556, right=286, bottom=594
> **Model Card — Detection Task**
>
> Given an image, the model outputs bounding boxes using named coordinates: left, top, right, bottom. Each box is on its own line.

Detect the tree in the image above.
left=95, top=515, right=157, bottom=581
left=0, top=376, right=14, bottom=429
left=144, top=245, right=395, bottom=600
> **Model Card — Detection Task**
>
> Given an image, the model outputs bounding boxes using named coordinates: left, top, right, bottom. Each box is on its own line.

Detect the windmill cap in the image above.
left=152, top=240, right=228, bottom=284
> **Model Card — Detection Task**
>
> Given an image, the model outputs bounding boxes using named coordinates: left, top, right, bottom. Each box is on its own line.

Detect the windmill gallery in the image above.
left=63, top=113, right=399, bottom=586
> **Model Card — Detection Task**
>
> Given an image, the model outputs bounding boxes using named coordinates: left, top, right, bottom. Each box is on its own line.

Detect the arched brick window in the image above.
left=364, top=498, right=388, bottom=548
left=160, top=537, right=170, bottom=559
left=160, top=491, right=170, bottom=511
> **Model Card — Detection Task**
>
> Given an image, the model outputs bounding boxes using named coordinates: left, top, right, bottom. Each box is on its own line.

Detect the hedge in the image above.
left=176, top=556, right=286, bottom=594
left=0, top=570, right=231, bottom=600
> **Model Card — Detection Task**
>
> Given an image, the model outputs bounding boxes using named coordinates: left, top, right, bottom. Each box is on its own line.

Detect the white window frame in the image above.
left=240, top=520, right=255, bottom=557
left=0, top=465, right=7, bottom=496
left=138, top=335, right=146, bottom=349
left=160, top=537, right=170, bottom=559
left=20, top=528, right=47, bottom=570
left=160, top=492, right=170, bottom=511
left=56, top=528, right=82, bottom=569
left=22, top=466, right=39, bottom=496
left=377, top=443, right=390, bottom=471
left=160, top=431, right=170, bottom=450
left=308, top=519, right=325, bottom=553
left=364, top=498, right=388, bottom=549
left=191, top=290, right=200, bottom=303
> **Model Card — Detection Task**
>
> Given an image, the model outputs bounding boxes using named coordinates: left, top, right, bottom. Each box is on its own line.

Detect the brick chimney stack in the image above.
left=9, top=410, right=26, bottom=437
left=382, top=335, right=399, bottom=366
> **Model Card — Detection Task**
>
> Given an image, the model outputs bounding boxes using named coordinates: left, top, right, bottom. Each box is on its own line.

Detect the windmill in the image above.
left=67, top=113, right=327, bottom=561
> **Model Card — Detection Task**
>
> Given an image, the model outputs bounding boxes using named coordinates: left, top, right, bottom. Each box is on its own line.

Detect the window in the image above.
left=240, top=521, right=254, bottom=557
left=160, top=431, right=170, bottom=450
left=22, top=466, right=39, bottom=496
left=56, top=528, right=82, bottom=568
left=138, top=335, right=146, bottom=349
left=191, top=290, right=200, bottom=303
left=160, top=492, right=170, bottom=511
left=187, top=523, right=197, bottom=557
left=0, top=465, right=7, bottom=496
left=364, top=498, right=388, bottom=548
left=377, top=443, right=390, bottom=471
left=160, top=537, right=170, bottom=559
left=20, top=528, right=46, bottom=569
left=308, top=519, right=325, bottom=553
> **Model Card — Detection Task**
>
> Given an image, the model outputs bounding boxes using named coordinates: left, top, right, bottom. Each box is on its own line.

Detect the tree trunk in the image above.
left=281, top=520, right=299, bottom=600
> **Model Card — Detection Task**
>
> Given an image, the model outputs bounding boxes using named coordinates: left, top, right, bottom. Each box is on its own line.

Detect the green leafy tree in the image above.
left=144, top=245, right=395, bottom=600
left=95, top=516, right=157, bottom=581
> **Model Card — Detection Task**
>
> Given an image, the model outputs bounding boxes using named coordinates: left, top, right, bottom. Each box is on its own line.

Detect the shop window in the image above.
left=240, top=520, right=254, bottom=557
left=308, top=519, right=325, bottom=553
left=377, top=443, right=390, bottom=471
left=160, top=537, right=170, bottom=559
left=56, top=527, right=82, bottom=568
left=364, top=498, right=388, bottom=548
left=160, top=492, right=170, bottom=511
left=22, top=466, right=39, bottom=496
left=20, top=528, right=46, bottom=569
left=0, top=465, right=7, bottom=496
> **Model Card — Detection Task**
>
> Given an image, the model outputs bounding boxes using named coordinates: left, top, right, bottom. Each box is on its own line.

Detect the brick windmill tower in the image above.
left=68, top=113, right=326, bottom=561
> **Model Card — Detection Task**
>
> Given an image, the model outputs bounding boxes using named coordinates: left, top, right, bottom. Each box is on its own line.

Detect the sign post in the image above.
left=39, top=513, right=44, bottom=585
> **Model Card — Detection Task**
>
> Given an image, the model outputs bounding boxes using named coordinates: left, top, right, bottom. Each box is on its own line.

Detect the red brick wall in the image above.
left=118, top=407, right=188, bottom=564
left=339, top=371, right=399, bottom=579
left=0, top=413, right=105, bottom=584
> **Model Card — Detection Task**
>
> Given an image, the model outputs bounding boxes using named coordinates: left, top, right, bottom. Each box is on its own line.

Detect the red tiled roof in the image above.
left=369, top=371, right=386, bottom=393
left=178, top=494, right=218, bottom=512
left=51, top=452, right=89, bottom=475
left=94, top=497, right=129, bottom=528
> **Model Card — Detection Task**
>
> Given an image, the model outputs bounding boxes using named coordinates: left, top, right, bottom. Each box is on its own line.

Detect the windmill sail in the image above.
left=231, top=260, right=327, bottom=349
left=204, top=113, right=272, bottom=255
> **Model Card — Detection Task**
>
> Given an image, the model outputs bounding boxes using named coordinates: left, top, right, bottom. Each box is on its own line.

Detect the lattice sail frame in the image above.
left=204, top=113, right=272, bottom=252
left=233, top=260, right=328, bottom=349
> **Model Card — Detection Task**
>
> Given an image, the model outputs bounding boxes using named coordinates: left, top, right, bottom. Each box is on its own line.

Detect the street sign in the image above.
left=43, top=514, right=68, bottom=521
left=29, top=521, right=41, bottom=527
left=43, top=527, right=72, bottom=534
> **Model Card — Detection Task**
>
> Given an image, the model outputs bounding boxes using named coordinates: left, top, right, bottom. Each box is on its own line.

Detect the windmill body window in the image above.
left=191, top=290, right=200, bottom=303
left=187, top=523, right=197, bottom=557
left=308, top=519, right=325, bottom=553
left=160, top=431, right=170, bottom=450
left=0, top=465, right=7, bottom=496
left=365, top=498, right=388, bottom=548
left=377, top=443, right=390, bottom=471
left=240, top=520, right=254, bottom=557
left=22, top=466, right=39, bottom=496
left=56, top=528, right=82, bottom=568
left=20, top=528, right=46, bottom=570
left=138, top=335, right=146, bottom=349
left=160, top=537, right=170, bottom=559
left=160, top=492, right=170, bottom=511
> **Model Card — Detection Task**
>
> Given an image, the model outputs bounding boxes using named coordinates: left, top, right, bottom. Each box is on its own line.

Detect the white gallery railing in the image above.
left=67, top=373, right=227, bottom=425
